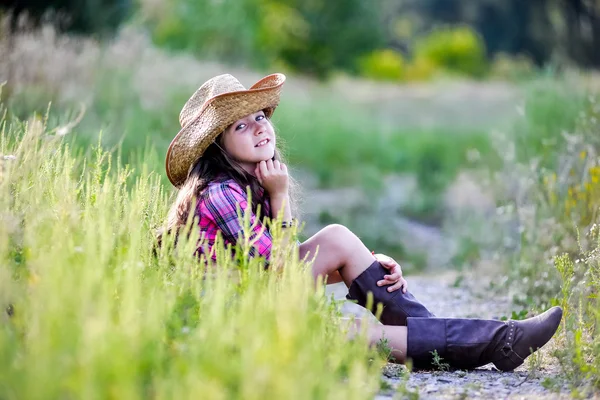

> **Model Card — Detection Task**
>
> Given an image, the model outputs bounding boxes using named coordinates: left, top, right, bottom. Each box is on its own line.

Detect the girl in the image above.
left=162, top=73, right=562, bottom=371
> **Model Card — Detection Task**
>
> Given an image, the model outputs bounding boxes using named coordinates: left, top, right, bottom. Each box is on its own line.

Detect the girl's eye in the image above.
left=256, top=115, right=265, bottom=122
left=235, top=123, right=246, bottom=131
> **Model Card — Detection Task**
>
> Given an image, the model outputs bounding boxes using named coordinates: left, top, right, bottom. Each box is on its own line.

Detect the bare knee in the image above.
left=299, top=224, right=362, bottom=265
left=301, top=223, right=373, bottom=285
left=322, top=224, right=351, bottom=237
left=319, top=224, right=357, bottom=254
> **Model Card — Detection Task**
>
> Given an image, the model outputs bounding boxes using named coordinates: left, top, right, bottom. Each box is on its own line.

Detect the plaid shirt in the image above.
left=195, top=178, right=273, bottom=261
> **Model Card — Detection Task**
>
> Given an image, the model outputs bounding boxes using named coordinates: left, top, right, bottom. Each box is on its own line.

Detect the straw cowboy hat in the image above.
left=165, top=73, right=286, bottom=187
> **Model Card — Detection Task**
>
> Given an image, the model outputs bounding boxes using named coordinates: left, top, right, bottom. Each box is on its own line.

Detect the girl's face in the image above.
left=221, top=111, right=276, bottom=174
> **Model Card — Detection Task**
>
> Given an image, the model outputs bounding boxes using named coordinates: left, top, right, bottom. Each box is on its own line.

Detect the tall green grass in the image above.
left=454, top=78, right=600, bottom=393
left=511, top=80, right=589, bottom=168
left=0, top=109, right=383, bottom=399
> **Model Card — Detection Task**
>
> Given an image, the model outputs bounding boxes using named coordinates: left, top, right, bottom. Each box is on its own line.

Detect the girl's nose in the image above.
left=253, top=125, right=264, bottom=136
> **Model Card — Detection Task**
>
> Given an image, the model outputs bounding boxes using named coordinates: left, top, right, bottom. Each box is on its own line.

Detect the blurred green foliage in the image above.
left=357, top=49, right=405, bottom=81
left=412, top=26, right=487, bottom=78
left=5, top=0, right=600, bottom=79
left=512, top=83, right=588, bottom=169
left=345, top=25, right=489, bottom=82
left=150, top=0, right=384, bottom=78
left=398, top=0, right=600, bottom=69
left=273, top=98, right=491, bottom=189
left=403, top=57, right=437, bottom=81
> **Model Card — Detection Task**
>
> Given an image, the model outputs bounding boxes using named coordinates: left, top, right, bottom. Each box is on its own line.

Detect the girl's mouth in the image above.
left=255, top=138, right=270, bottom=148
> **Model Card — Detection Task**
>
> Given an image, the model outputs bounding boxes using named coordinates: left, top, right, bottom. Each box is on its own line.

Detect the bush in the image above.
left=357, top=49, right=405, bottom=81
left=403, top=57, right=437, bottom=81
left=413, top=25, right=488, bottom=78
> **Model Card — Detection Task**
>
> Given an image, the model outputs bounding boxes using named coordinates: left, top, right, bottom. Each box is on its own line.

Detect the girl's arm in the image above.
left=256, top=160, right=295, bottom=257
left=270, top=193, right=292, bottom=225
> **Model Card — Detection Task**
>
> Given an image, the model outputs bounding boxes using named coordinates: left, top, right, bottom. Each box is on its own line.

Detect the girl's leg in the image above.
left=299, top=224, right=435, bottom=326
left=367, top=325, right=408, bottom=364
left=303, top=225, right=563, bottom=371
left=299, top=224, right=374, bottom=287
left=347, top=319, right=407, bottom=363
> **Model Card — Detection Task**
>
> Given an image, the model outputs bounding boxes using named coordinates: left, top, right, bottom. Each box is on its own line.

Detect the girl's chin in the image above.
left=253, top=148, right=275, bottom=161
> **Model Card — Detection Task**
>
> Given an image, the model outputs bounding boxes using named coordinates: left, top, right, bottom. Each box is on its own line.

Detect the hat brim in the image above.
left=166, top=73, right=285, bottom=188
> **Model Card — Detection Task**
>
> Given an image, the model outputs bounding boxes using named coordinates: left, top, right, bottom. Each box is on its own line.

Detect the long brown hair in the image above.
left=157, top=124, right=299, bottom=247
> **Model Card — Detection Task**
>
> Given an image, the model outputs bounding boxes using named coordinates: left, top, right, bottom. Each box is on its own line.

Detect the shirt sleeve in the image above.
left=204, top=182, right=273, bottom=259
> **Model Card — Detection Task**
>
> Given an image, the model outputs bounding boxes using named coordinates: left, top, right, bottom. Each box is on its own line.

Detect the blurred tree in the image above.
left=388, top=0, right=600, bottom=69
left=562, top=0, right=600, bottom=67
left=395, top=0, right=554, bottom=65
left=274, top=0, right=385, bottom=77
left=2, top=0, right=132, bottom=35
left=152, top=0, right=263, bottom=64
left=148, top=0, right=385, bottom=78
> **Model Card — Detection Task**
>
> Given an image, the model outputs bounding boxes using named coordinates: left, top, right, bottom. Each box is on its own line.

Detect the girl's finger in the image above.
left=385, top=273, right=401, bottom=282
left=392, top=267, right=403, bottom=279
left=281, top=163, right=288, bottom=172
left=273, top=160, right=281, bottom=170
left=401, top=278, right=408, bottom=293
left=259, top=160, right=269, bottom=177
left=266, top=159, right=274, bottom=171
left=387, top=281, right=404, bottom=292
left=378, top=277, right=400, bottom=287
left=255, top=168, right=263, bottom=184
left=387, top=261, right=403, bottom=275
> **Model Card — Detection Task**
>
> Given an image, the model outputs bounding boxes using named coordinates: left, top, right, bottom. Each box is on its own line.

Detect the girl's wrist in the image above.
left=270, top=191, right=290, bottom=202
left=270, top=192, right=292, bottom=221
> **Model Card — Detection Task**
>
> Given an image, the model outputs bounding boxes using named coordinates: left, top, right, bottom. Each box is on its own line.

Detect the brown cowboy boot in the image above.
left=346, top=260, right=435, bottom=325
left=406, top=306, right=563, bottom=371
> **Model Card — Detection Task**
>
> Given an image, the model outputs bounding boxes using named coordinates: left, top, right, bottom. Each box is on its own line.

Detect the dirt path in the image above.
left=326, top=272, right=570, bottom=399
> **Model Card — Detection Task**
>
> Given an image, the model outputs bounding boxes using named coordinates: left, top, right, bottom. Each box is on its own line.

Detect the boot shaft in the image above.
left=346, top=261, right=434, bottom=325
left=407, top=317, right=507, bottom=370
left=406, top=307, right=563, bottom=371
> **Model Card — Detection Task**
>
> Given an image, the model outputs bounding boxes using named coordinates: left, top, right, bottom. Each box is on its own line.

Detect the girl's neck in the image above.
left=239, top=162, right=256, bottom=176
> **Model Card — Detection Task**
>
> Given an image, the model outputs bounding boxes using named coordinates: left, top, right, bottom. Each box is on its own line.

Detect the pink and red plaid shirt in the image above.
left=194, top=177, right=273, bottom=261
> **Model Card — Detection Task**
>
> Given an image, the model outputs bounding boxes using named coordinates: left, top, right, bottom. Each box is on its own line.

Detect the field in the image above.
left=3, top=23, right=600, bottom=398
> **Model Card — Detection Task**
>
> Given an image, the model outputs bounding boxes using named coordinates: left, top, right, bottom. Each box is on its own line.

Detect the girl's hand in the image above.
left=374, top=253, right=407, bottom=293
left=255, top=159, right=289, bottom=198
